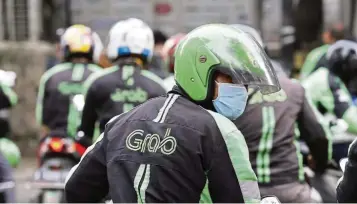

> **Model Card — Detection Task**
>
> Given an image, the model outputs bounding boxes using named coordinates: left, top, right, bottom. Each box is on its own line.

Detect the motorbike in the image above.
left=30, top=134, right=86, bottom=203
left=30, top=94, right=86, bottom=203
left=0, top=70, right=21, bottom=168
left=301, top=115, right=355, bottom=203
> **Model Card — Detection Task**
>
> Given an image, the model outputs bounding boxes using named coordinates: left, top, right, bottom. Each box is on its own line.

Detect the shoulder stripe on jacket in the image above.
left=153, top=94, right=179, bottom=123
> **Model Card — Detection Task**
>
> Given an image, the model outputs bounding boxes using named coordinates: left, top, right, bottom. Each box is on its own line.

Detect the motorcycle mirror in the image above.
left=72, top=94, right=85, bottom=111
left=340, top=158, right=348, bottom=172
left=261, top=196, right=281, bottom=204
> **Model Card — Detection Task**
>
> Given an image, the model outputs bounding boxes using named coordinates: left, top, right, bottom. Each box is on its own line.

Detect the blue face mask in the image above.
left=212, top=82, right=248, bottom=120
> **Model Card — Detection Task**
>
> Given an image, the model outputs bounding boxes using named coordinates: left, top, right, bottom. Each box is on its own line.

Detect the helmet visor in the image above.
left=206, top=28, right=281, bottom=94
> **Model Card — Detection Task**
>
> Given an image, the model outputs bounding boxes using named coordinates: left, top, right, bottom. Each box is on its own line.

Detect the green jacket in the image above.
left=302, top=68, right=357, bottom=134
left=36, top=62, right=102, bottom=137
left=300, top=44, right=329, bottom=80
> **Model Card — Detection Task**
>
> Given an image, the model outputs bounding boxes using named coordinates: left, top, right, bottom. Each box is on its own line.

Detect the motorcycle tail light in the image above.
left=75, top=142, right=86, bottom=156
left=49, top=138, right=64, bottom=152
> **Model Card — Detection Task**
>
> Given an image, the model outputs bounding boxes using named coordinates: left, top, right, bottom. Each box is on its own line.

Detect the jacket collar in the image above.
left=169, top=85, right=215, bottom=111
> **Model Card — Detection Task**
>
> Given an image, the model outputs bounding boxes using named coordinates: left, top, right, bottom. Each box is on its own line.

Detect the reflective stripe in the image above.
left=153, top=94, right=179, bottom=123
left=107, top=115, right=121, bottom=124
left=239, top=180, right=261, bottom=202
left=134, top=164, right=146, bottom=203
left=1, top=85, right=17, bottom=107
left=36, top=63, right=72, bottom=124
left=153, top=94, right=173, bottom=122
left=159, top=94, right=179, bottom=123
left=207, top=110, right=261, bottom=202
left=71, top=64, right=85, bottom=81
left=199, top=179, right=212, bottom=203
left=82, top=66, right=118, bottom=97
left=140, top=165, right=150, bottom=202
left=133, top=164, right=151, bottom=203
left=294, top=123, right=305, bottom=181
left=257, top=106, right=275, bottom=183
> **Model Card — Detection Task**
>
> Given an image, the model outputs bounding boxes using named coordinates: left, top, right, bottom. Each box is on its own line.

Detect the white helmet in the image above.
left=106, top=18, right=154, bottom=63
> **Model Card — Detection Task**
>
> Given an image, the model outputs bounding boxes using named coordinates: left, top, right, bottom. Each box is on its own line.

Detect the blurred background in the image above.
left=1, top=0, right=356, bottom=152
left=0, top=0, right=356, bottom=202
left=0, top=0, right=355, bottom=150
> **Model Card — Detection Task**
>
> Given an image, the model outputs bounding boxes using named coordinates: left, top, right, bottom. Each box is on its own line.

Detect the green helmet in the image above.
left=0, top=138, right=21, bottom=168
left=174, top=24, right=280, bottom=101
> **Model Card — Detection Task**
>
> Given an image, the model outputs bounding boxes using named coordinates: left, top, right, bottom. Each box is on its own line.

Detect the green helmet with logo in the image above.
left=174, top=24, right=280, bottom=102
left=0, top=138, right=21, bottom=168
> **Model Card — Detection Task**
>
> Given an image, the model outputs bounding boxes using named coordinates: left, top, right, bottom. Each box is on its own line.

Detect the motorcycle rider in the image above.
left=0, top=72, right=18, bottom=203
left=36, top=24, right=102, bottom=139
left=64, top=24, right=281, bottom=203
left=302, top=40, right=357, bottom=134
left=47, top=27, right=105, bottom=70
left=76, top=18, right=167, bottom=146
left=161, top=33, right=186, bottom=90
left=233, top=24, right=332, bottom=203
left=300, top=23, right=347, bottom=80
left=0, top=71, right=17, bottom=138
left=0, top=71, right=21, bottom=167
left=337, top=137, right=357, bottom=202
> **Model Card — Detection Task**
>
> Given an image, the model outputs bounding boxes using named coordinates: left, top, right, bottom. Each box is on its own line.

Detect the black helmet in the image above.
left=326, top=40, right=357, bottom=82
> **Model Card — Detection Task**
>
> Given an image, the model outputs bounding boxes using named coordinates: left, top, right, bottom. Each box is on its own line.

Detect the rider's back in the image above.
left=83, top=64, right=167, bottom=132
left=302, top=68, right=331, bottom=109
left=302, top=67, right=354, bottom=118
left=102, top=93, right=257, bottom=202
left=37, top=62, right=101, bottom=136
left=235, top=76, right=305, bottom=185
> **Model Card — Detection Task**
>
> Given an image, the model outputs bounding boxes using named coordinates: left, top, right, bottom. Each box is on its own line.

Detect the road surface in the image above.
left=14, top=157, right=40, bottom=202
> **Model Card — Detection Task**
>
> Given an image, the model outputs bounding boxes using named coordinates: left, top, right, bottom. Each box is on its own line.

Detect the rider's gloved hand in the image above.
left=74, top=131, right=92, bottom=148
left=348, top=137, right=357, bottom=162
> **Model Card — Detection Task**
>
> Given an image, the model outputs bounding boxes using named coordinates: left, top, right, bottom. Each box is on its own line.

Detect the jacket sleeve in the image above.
left=336, top=159, right=357, bottom=202
left=298, top=89, right=332, bottom=173
left=78, top=85, right=98, bottom=141
left=325, top=74, right=357, bottom=134
left=35, top=73, right=51, bottom=125
left=202, top=111, right=260, bottom=203
left=78, top=76, right=100, bottom=141
left=65, top=132, right=108, bottom=202
left=0, top=83, right=17, bottom=109
left=337, top=138, right=357, bottom=202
